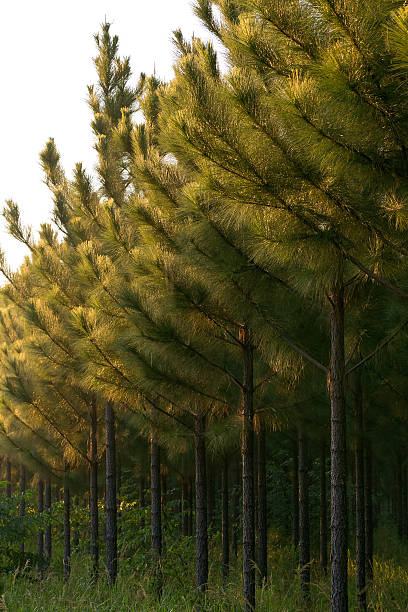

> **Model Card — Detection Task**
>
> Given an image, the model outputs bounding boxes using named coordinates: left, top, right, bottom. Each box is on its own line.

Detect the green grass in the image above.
left=1, top=528, right=408, bottom=611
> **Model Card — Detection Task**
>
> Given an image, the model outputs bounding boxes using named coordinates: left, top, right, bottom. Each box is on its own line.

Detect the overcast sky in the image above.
left=0, top=0, right=212, bottom=270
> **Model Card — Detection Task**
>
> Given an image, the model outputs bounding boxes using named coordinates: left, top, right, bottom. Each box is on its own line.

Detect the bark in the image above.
left=354, top=378, right=366, bottom=610
left=364, top=441, right=373, bottom=581
left=320, top=443, right=328, bottom=575
left=6, top=457, right=11, bottom=498
left=232, top=461, right=240, bottom=561
left=257, top=424, right=267, bottom=584
left=19, top=464, right=25, bottom=555
left=63, top=474, right=71, bottom=581
left=240, top=325, right=255, bottom=612
left=45, top=478, right=52, bottom=564
left=292, top=439, right=300, bottom=548
left=328, top=283, right=348, bottom=612
left=188, top=477, right=193, bottom=537
left=37, top=478, right=44, bottom=572
left=90, top=398, right=99, bottom=579
left=105, top=400, right=117, bottom=584
left=222, top=454, right=229, bottom=585
left=194, top=413, right=208, bottom=591
left=298, top=429, right=310, bottom=597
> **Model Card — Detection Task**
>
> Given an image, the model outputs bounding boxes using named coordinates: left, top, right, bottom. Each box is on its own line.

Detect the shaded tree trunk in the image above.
left=328, top=282, right=348, bottom=612
left=105, top=400, right=117, bottom=584
left=257, top=424, right=267, bottom=584
left=320, top=442, right=328, bottom=575
left=19, top=464, right=26, bottom=555
left=6, top=457, right=11, bottom=498
left=37, top=478, right=44, bottom=573
left=207, top=465, right=214, bottom=531
left=63, top=472, right=71, bottom=581
left=222, top=454, right=229, bottom=585
left=45, top=478, right=52, bottom=565
left=232, top=460, right=240, bottom=560
left=194, top=413, right=208, bottom=592
left=90, top=398, right=99, bottom=580
left=298, top=429, right=310, bottom=597
left=292, top=438, right=300, bottom=549
left=188, top=477, right=193, bottom=537
left=240, top=325, right=255, bottom=612
left=364, top=440, right=373, bottom=581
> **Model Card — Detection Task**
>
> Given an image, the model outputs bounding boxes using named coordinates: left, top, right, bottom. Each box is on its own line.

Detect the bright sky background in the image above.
left=0, top=0, right=213, bottom=270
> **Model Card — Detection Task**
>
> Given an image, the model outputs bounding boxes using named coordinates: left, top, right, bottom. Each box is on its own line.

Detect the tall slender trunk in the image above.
left=194, top=413, right=208, bottom=591
left=222, top=454, right=229, bottom=585
left=6, top=457, right=11, bottom=498
left=292, top=439, right=300, bottom=548
left=150, top=432, right=162, bottom=595
left=240, top=325, right=255, bottom=612
left=63, top=470, right=71, bottom=581
left=364, top=440, right=373, bottom=581
left=354, top=378, right=366, bottom=610
left=90, top=398, right=99, bottom=579
left=45, top=478, right=52, bottom=565
left=188, top=477, right=193, bottom=537
left=298, top=429, right=310, bottom=596
left=139, top=476, right=145, bottom=529
left=232, top=460, right=240, bottom=560
left=207, top=465, right=214, bottom=531
left=37, top=478, right=44, bottom=573
left=320, top=442, right=328, bottom=575
left=181, top=476, right=189, bottom=536
left=328, top=282, right=348, bottom=612
left=105, top=400, right=117, bottom=584
left=257, top=424, right=267, bottom=584
left=19, top=464, right=26, bottom=555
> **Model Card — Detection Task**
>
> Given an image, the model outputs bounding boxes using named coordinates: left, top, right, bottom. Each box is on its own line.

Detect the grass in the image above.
left=1, top=526, right=408, bottom=611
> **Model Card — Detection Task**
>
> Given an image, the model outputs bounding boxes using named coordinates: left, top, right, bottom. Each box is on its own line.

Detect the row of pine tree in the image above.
left=2, top=2, right=408, bottom=610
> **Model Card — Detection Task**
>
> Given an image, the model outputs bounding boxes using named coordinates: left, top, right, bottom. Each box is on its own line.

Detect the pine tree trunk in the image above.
left=105, top=400, right=117, bottom=584
left=37, top=478, right=44, bottom=573
left=90, top=398, right=99, bottom=579
left=240, top=325, right=255, bottom=612
left=364, top=441, right=373, bottom=581
left=45, top=478, right=52, bottom=565
left=232, top=460, right=240, bottom=560
left=207, top=465, right=214, bottom=531
left=6, top=457, right=11, bottom=498
left=150, top=432, right=162, bottom=594
left=139, top=476, right=145, bottom=529
left=292, top=438, right=300, bottom=549
left=354, top=378, right=366, bottom=611
left=328, top=282, right=348, bottom=612
left=19, top=464, right=25, bottom=555
left=257, top=424, right=267, bottom=584
left=194, top=413, right=208, bottom=591
left=188, top=477, right=193, bottom=537
left=298, top=429, right=310, bottom=597
left=320, top=442, right=328, bottom=575
left=222, top=454, right=229, bottom=585
left=182, top=476, right=189, bottom=536
left=63, top=474, right=71, bottom=581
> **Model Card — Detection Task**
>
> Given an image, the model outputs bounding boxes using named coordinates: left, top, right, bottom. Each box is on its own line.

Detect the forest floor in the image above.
left=1, top=524, right=407, bottom=611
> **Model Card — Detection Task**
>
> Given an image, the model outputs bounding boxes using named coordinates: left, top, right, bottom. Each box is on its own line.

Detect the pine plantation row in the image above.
left=1, top=2, right=408, bottom=610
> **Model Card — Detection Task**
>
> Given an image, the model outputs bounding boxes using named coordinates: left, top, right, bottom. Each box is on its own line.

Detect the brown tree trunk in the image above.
left=63, top=471, right=71, bottom=581
left=320, top=442, right=328, bottom=575
left=37, top=478, right=44, bottom=573
left=298, top=429, right=310, bottom=597
left=364, top=441, right=373, bottom=581
left=222, top=454, right=229, bottom=585
left=45, top=478, right=52, bottom=565
left=194, top=413, right=208, bottom=591
left=240, top=325, right=255, bottom=612
left=6, top=457, right=11, bottom=498
left=292, top=438, right=300, bottom=549
left=105, top=400, right=117, bottom=584
left=90, top=398, right=99, bottom=579
left=257, top=424, right=267, bottom=584
left=328, top=282, right=348, bottom=612
left=19, top=464, right=26, bottom=555
left=232, top=460, right=240, bottom=560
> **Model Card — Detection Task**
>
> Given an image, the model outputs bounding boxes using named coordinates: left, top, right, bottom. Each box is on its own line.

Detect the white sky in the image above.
left=0, top=0, right=212, bottom=270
